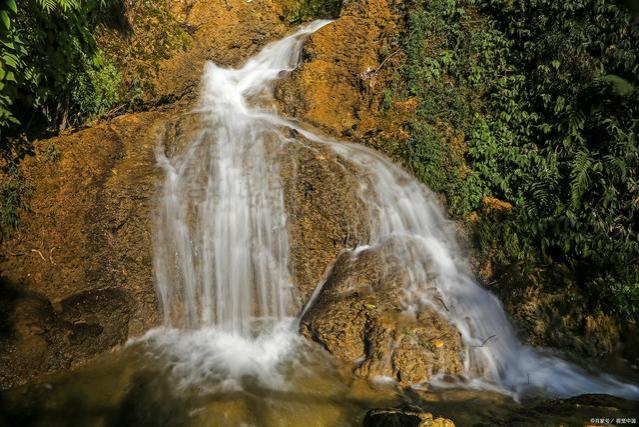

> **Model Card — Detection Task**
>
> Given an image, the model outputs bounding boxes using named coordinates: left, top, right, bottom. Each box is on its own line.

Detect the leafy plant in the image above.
left=0, top=0, right=121, bottom=138
left=0, top=165, right=31, bottom=237
left=394, top=0, right=639, bottom=318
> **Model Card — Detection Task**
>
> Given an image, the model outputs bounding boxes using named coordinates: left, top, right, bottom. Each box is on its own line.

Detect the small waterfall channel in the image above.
left=149, top=20, right=639, bottom=400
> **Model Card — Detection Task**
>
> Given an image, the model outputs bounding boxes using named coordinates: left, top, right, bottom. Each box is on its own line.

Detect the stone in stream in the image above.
left=363, top=406, right=455, bottom=427
left=300, top=242, right=464, bottom=386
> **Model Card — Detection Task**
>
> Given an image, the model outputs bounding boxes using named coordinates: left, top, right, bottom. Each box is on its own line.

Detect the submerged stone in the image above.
left=363, top=406, right=455, bottom=427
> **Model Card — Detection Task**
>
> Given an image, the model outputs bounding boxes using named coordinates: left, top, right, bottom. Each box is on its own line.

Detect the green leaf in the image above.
left=2, top=53, right=17, bottom=68
left=6, top=0, right=17, bottom=13
left=1, top=10, right=10, bottom=29
left=601, top=74, right=635, bottom=97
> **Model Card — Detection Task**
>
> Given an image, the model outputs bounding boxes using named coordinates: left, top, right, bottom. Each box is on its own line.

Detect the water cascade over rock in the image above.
left=150, top=20, right=639, bottom=400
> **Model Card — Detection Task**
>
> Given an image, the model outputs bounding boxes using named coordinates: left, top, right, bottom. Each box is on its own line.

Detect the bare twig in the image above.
left=434, top=296, right=450, bottom=312
left=49, top=247, right=57, bottom=265
left=471, top=334, right=497, bottom=348
left=371, top=49, right=402, bottom=77
left=31, top=249, right=46, bottom=262
left=104, top=104, right=126, bottom=118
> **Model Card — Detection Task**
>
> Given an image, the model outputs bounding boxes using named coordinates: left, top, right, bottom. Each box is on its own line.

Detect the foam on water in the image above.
left=148, top=19, right=639, bottom=400
left=137, top=321, right=303, bottom=392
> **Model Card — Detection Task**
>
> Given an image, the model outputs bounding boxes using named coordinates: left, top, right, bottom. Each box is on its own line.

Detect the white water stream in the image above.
left=150, top=20, right=639, bottom=399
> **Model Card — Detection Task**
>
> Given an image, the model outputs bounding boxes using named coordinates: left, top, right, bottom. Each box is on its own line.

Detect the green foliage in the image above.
left=398, top=0, right=639, bottom=318
left=0, top=0, right=121, bottom=136
left=286, top=0, right=343, bottom=23
left=71, top=51, right=121, bottom=120
left=97, top=0, right=190, bottom=102
left=0, top=165, right=31, bottom=236
left=40, top=141, right=60, bottom=163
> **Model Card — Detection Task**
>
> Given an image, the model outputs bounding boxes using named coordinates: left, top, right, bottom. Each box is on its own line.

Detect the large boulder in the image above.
left=300, top=243, right=464, bottom=386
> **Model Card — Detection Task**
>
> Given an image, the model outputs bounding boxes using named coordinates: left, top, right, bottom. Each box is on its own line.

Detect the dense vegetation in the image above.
left=0, top=0, right=123, bottom=134
left=0, top=0, right=120, bottom=238
left=396, top=0, right=638, bottom=318
left=286, top=0, right=343, bottom=22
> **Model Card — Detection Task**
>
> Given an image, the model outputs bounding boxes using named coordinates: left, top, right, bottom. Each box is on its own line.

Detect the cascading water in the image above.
left=153, top=23, right=322, bottom=333
left=148, top=21, right=336, bottom=391
left=151, top=19, right=639, bottom=399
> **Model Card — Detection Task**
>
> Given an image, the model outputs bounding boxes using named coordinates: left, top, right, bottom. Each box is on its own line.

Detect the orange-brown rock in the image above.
left=152, top=0, right=294, bottom=103
left=280, top=140, right=370, bottom=302
left=481, top=195, right=513, bottom=212
left=364, top=406, right=456, bottom=427
left=0, top=111, right=169, bottom=389
left=276, top=0, right=408, bottom=150
left=0, top=0, right=298, bottom=389
left=301, top=243, right=464, bottom=386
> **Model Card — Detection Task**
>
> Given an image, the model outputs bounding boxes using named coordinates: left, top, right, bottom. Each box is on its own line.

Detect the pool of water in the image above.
left=2, top=332, right=637, bottom=427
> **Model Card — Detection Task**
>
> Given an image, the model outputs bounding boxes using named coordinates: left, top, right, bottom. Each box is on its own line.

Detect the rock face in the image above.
left=0, top=112, right=168, bottom=388
left=277, top=0, right=631, bottom=360
left=276, top=0, right=404, bottom=142
left=279, top=140, right=370, bottom=302
left=1, top=0, right=629, bottom=395
left=154, top=0, right=294, bottom=104
left=301, top=244, right=464, bottom=386
left=490, top=264, right=627, bottom=358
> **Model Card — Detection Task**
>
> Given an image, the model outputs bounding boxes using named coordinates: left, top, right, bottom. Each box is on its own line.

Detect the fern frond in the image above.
left=570, top=149, right=592, bottom=209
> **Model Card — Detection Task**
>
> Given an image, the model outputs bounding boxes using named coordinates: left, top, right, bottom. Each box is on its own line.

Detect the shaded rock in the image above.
left=489, top=263, right=626, bottom=359
left=300, top=243, right=464, bottom=386
left=364, top=406, right=455, bottom=427
left=280, top=140, right=369, bottom=302
left=485, top=394, right=639, bottom=427
left=392, top=390, right=639, bottom=427
left=0, top=111, right=171, bottom=389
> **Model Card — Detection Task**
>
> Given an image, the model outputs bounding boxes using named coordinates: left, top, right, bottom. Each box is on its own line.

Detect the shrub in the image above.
left=396, top=0, right=639, bottom=318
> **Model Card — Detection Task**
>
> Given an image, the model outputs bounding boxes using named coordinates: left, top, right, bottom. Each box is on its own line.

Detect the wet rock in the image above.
left=278, top=0, right=632, bottom=362
left=490, top=263, right=625, bottom=358
left=486, top=394, right=639, bottom=427
left=0, top=112, right=171, bottom=389
left=280, top=140, right=370, bottom=302
left=364, top=406, right=455, bottom=427
left=300, top=243, right=464, bottom=386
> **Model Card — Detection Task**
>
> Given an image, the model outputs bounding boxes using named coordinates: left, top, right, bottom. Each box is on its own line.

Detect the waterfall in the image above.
left=150, top=20, right=639, bottom=399
left=154, top=21, right=330, bottom=334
